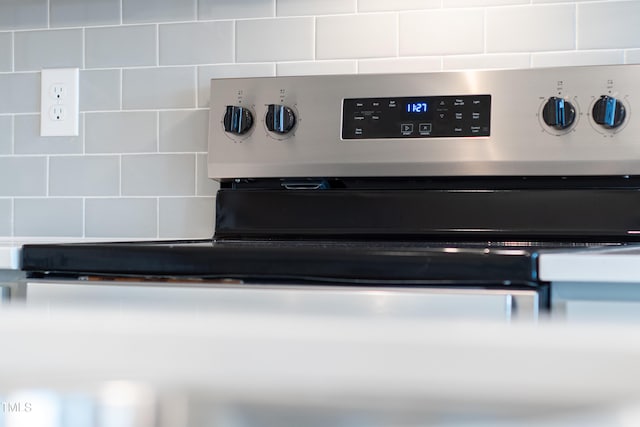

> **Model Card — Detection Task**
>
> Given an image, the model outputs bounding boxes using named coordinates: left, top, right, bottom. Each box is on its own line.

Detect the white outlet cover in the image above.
left=40, top=68, right=79, bottom=137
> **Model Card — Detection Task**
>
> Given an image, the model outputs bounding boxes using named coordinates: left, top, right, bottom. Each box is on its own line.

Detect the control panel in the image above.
left=342, top=95, right=491, bottom=139
left=209, top=65, right=640, bottom=179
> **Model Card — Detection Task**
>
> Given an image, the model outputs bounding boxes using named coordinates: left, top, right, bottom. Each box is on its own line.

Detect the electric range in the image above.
left=21, top=64, right=640, bottom=315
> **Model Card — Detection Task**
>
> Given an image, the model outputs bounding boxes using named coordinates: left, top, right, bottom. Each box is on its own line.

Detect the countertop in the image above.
left=2, top=307, right=640, bottom=426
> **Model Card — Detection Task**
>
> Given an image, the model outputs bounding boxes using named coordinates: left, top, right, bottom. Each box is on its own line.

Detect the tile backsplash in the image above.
left=1, top=0, right=640, bottom=238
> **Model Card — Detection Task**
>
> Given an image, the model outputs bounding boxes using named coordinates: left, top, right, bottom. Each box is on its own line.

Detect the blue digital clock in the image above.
left=406, top=101, right=428, bottom=113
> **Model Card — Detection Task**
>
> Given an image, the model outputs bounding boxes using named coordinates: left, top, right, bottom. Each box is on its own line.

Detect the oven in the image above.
left=20, top=64, right=640, bottom=320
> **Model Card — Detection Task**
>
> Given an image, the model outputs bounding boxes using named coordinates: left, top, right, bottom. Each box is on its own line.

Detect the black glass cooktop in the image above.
left=20, top=239, right=624, bottom=286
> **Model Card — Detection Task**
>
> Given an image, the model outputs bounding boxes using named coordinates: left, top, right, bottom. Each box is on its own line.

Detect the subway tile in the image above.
left=159, top=21, right=233, bottom=66
left=50, top=0, right=120, bottom=28
left=0, top=116, right=11, bottom=154
left=85, top=198, right=157, bottom=238
left=627, top=49, right=640, bottom=65
left=122, top=154, right=195, bottom=196
left=197, top=153, right=219, bottom=196
left=50, top=156, right=119, bottom=196
left=159, top=197, right=215, bottom=238
left=0, top=157, right=46, bottom=196
left=444, top=0, right=528, bottom=6
left=358, top=0, right=439, bottom=12
left=237, top=18, right=314, bottom=62
left=276, top=60, right=357, bottom=76
left=0, top=199, right=10, bottom=236
left=487, top=5, right=575, bottom=53
left=123, top=0, right=196, bottom=24
left=86, top=112, right=157, bottom=153
left=123, top=67, right=196, bottom=110
left=197, top=64, right=275, bottom=107
left=0, top=73, right=39, bottom=114
left=277, top=0, right=356, bottom=16
left=578, top=2, right=640, bottom=50
left=0, top=33, right=11, bottom=71
left=198, top=0, right=274, bottom=19
left=14, top=198, right=82, bottom=237
left=400, top=9, right=483, bottom=56
left=358, top=57, right=441, bottom=74
left=443, top=53, right=531, bottom=70
left=80, top=69, right=121, bottom=112
left=317, top=14, right=397, bottom=59
left=160, top=110, right=208, bottom=152
left=14, top=29, right=83, bottom=71
left=532, top=51, right=624, bottom=68
left=14, top=114, right=83, bottom=154
left=0, top=0, right=48, bottom=30
left=86, top=25, right=156, bottom=68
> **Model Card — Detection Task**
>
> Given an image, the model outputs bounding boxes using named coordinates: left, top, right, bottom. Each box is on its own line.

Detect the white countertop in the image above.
left=539, top=246, right=640, bottom=283
left=2, top=307, right=640, bottom=426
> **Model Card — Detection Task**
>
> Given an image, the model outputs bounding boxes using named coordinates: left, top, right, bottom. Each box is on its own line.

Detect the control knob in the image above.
left=266, top=104, right=296, bottom=134
left=542, top=97, right=576, bottom=130
left=592, top=95, right=625, bottom=129
left=223, top=106, right=253, bottom=135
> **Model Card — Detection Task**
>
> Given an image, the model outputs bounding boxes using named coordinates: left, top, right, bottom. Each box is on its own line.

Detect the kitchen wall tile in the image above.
left=86, top=112, right=157, bottom=153
left=0, top=33, right=11, bottom=71
left=50, top=156, right=119, bottom=196
left=86, top=198, right=157, bottom=238
left=160, top=110, right=208, bottom=152
left=159, top=197, right=215, bottom=238
left=50, top=0, right=121, bottom=28
left=86, top=25, right=156, bottom=68
left=197, top=63, right=275, bottom=107
left=14, top=114, right=83, bottom=154
left=0, top=74, right=41, bottom=115
left=0, top=199, right=10, bottom=236
left=0, top=74, right=39, bottom=114
left=198, top=0, right=274, bottom=19
left=122, top=154, right=195, bottom=196
left=237, top=18, right=314, bottom=62
left=532, top=0, right=598, bottom=3
left=159, top=21, right=234, bottom=66
left=627, top=49, right=640, bottom=64
left=317, top=14, right=397, bottom=59
left=123, top=67, right=196, bottom=110
left=444, top=0, right=528, bottom=6
left=532, top=50, right=624, bottom=68
left=0, top=157, right=46, bottom=196
left=358, top=0, right=439, bottom=12
left=276, top=60, right=357, bottom=76
left=14, top=29, right=83, bottom=71
left=578, top=1, right=640, bottom=49
left=487, top=5, right=575, bottom=53
left=123, top=0, right=196, bottom=24
left=80, top=70, right=121, bottom=112
left=0, top=116, right=11, bottom=154
left=358, top=57, right=441, bottom=74
left=14, top=198, right=83, bottom=237
left=197, top=153, right=219, bottom=196
left=277, top=0, right=356, bottom=16
left=0, top=0, right=47, bottom=30
left=443, top=53, right=531, bottom=70
left=400, top=9, right=484, bottom=56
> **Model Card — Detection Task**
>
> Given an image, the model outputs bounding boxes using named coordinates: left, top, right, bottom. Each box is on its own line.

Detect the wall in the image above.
left=1, top=0, right=639, bottom=239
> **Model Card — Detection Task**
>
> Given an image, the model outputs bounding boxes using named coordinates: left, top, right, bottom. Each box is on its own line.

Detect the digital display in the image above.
left=406, top=101, right=428, bottom=114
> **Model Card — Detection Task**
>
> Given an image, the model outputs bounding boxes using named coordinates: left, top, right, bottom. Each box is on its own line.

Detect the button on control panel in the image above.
left=342, top=95, right=491, bottom=140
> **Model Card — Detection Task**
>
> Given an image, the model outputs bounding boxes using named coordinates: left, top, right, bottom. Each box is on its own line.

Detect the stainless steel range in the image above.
left=20, top=64, right=640, bottom=320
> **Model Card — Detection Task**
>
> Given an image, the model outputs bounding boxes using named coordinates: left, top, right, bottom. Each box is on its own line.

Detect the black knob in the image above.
left=542, top=97, right=576, bottom=130
left=592, top=95, right=625, bottom=128
left=265, top=104, right=296, bottom=134
left=223, top=106, right=253, bottom=135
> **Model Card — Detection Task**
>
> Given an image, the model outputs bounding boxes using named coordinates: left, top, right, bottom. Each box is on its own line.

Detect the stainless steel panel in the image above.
left=208, top=64, right=640, bottom=178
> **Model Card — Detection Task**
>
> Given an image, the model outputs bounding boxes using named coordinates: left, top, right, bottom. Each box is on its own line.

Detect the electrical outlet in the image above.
left=40, top=68, right=79, bottom=137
